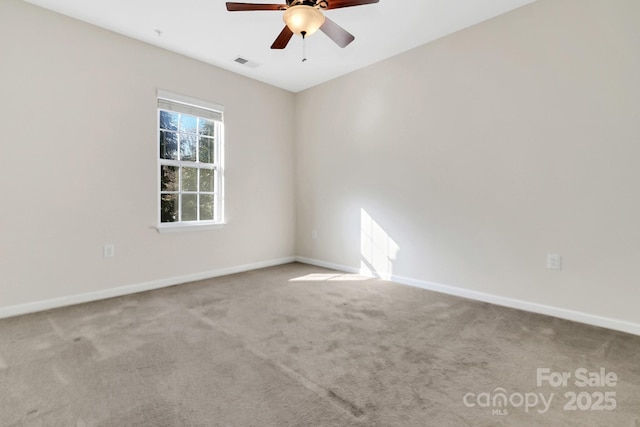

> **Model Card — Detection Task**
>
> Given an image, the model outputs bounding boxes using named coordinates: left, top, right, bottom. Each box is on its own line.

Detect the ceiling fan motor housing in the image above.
left=287, top=0, right=329, bottom=8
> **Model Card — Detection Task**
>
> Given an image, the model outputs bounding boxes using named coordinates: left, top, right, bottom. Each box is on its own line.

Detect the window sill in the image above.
left=156, top=222, right=226, bottom=233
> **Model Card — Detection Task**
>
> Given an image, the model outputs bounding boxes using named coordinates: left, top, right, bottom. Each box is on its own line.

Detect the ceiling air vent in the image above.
left=233, top=56, right=260, bottom=69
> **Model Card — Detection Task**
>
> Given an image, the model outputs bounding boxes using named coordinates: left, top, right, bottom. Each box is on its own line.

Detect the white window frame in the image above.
left=156, top=90, right=225, bottom=232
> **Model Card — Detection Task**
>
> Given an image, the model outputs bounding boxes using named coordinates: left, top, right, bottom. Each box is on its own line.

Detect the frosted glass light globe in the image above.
left=283, top=5, right=326, bottom=36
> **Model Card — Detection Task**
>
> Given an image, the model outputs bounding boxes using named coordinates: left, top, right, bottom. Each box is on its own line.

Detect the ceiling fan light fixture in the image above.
left=283, top=5, right=325, bottom=37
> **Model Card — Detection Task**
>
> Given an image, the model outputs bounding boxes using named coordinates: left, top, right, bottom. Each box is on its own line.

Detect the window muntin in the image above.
left=157, top=91, right=223, bottom=227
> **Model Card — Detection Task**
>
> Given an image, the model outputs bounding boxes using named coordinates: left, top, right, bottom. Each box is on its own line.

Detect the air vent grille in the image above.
left=233, top=56, right=260, bottom=68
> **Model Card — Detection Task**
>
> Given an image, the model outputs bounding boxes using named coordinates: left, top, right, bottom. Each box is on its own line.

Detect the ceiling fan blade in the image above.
left=226, top=2, right=286, bottom=11
left=326, top=0, right=379, bottom=10
left=320, top=17, right=355, bottom=48
left=271, top=25, right=294, bottom=49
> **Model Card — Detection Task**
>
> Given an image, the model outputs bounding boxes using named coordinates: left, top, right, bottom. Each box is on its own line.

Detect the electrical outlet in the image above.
left=311, top=230, right=317, bottom=240
left=547, top=253, right=562, bottom=271
left=103, top=244, right=115, bottom=258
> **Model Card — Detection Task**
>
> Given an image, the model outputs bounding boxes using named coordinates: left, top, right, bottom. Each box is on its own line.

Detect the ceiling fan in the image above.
left=226, top=0, right=380, bottom=49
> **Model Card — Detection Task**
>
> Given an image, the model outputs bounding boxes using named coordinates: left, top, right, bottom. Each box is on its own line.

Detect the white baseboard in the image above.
left=5, top=255, right=639, bottom=337
left=295, top=256, right=640, bottom=337
left=0, top=257, right=296, bottom=320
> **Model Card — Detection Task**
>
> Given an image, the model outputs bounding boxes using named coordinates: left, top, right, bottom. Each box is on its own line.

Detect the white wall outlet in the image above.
left=311, top=230, right=318, bottom=240
left=547, top=253, right=562, bottom=271
left=103, top=244, right=115, bottom=258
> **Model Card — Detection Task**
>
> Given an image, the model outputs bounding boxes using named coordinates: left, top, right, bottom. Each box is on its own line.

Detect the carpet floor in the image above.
left=1, top=262, right=639, bottom=426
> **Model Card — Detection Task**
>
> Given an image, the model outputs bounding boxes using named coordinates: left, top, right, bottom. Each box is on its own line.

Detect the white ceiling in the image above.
left=24, top=0, right=536, bottom=92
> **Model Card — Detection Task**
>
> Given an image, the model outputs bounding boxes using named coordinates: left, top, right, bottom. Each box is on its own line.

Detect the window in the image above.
left=157, top=90, right=224, bottom=229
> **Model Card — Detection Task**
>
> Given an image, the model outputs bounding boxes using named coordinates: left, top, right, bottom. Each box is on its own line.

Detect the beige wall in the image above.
left=0, top=0, right=295, bottom=309
left=295, top=0, right=640, bottom=325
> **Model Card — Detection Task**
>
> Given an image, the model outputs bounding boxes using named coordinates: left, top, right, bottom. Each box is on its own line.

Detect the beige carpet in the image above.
left=1, top=262, right=639, bottom=426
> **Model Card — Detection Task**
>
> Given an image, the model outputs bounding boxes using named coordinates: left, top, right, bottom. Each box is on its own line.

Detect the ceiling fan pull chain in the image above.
left=302, top=31, right=308, bottom=62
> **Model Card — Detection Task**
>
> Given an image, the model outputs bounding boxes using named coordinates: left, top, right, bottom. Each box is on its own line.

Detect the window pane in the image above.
left=160, top=165, right=179, bottom=191
left=199, top=168, right=215, bottom=192
left=199, top=119, right=215, bottom=137
left=200, top=194, right=214, bottom=221
left=158, top=97, right=223, bottom=227
left=161, top=194, right=178, bottom=223
left=182, top=167, right=197, bottom=192
left=160, top=131, right=178, bottom=160
left=182, top=194, right=197, bottom=221
left=160, top=111, right=178, bottom=131
left=199, top=137, right=214, bottom=164
left=180, top=134, right=197, bottom=162
left=180, top=115, right=197, bottom=133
